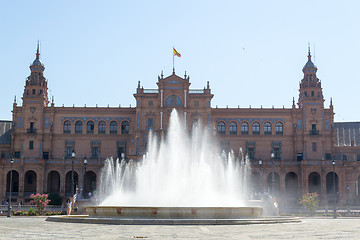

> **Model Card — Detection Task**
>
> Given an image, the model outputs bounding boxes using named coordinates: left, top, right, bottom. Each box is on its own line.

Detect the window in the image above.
left=14, top=152, right=20, bottom=158
left=75, top=121, right=83, bottom=134
left=110, top=121, right=117, bottom=134
left=241, top=122, right=249, bottom=135
left=312, top=142, right=317, bottom=151
left=311, top=124, right=318, bottom=135
left=217, top=122, right=225, bottom=135
left=247, top=147, right=254, bottom=160
left=65, top=146, right=73, bottom=158
left=194, top=101, right=199, bottom=107
left=121, top=121, right=129, bottom=134
left=42, top=152, right=49, bottom=160
left=311, top=91, right=314, bottom=96
left=325, top=153, right=332, bottom=160
left=274, top=147, right=280, bottom=159
left=275, top=122, right=283, bottom=135
left=29, top=141, right=34, bottom=150
left=92, top=147, right=99, bottom=158
left=343, top=155, right=347, bottom=161
left=147, top=118, right=154, bottom=130
left=63, top=120, right=71, bottom=134
left=252, top=122, right=260, bottom=135
left=229, top=122, right=237, bottom=135
left=32, top=89, right=35, bottom=94
left=87, top=121, right=94, bottom=134
left=27, top=174, right=33, bottom=184
left=148, top=101, right=153, bottom=107
left=264, top=122, right=272, bottom=135
left=357, top=154, right=360, bottom=161
left=98, top=121, right=106, bottom=134
left=297, top=119, right=302, bottom=130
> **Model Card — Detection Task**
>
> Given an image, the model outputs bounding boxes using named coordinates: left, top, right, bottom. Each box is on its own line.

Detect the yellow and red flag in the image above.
left=173, top=48, right=181, bottom=57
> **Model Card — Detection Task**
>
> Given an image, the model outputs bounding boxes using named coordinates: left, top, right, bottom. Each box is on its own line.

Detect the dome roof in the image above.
left=32, top=58, right=44, bottom=67
left=304, top=59, right=315, bottom=69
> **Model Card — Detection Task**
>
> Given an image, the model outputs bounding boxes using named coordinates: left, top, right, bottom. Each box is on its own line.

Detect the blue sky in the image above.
left=1, top=0, right=359, bottom=121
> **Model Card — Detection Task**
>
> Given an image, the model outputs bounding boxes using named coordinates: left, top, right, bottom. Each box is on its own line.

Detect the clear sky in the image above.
left=0, top=0, right=359, bottom=121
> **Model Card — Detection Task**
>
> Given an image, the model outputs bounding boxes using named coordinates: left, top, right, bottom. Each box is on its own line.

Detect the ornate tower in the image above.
left=298, top=48, right=324, bottom=108
left=22, top=42, right=49, bottom=106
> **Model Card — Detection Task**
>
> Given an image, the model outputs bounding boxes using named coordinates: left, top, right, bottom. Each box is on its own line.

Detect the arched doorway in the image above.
left=267, top=172, right=280, bottom=196
left=47, top=171, right=60, bottom=193
left=309, top=172, right=321, bottom=195
left=6, top=170, right=19, bottom=201
left=285, top=172, right=298, bottom=204
left=326, top=172, right=338, bottom=204
left=84, top=171, right=97, bottom=198
left=65, top=171, right=79, bottom=197
left=24, top=170, right=37, bottom=197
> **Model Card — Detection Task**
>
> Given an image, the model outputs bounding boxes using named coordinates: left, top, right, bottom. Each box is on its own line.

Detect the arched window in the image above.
left=165, top=95, right=182, bottom=106
left=264, top=122, right=272, bottom=135
left=110, top=121, right=117, bottom=134
left=87, top=121, right=94, bottom=134
left=252, top=122, right=260, bottom=135
left=241, top=122, right=249, bottom=135
left=276, top=122, right=283, bottom=135
left=75, top=121, right=83, bottom=134
left=121, top=121, right=129, bottom=134
left=98, top=121, right=106, bottom=134
left=63, top=121, right=71, bottom=134
left=217, top=122, right=225, bottom=135
left=229, top=122, right=237, bottom=135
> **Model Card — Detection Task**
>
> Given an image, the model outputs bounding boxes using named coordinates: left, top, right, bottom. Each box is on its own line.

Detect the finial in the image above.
left=207, top=81, right=210, bottom=89
left=330, top=97, right=333, bottom=107
left=36, top=41, right=40, bottom=59
left=137, top=81, right=140, bottom=88
left=161, top=70, right=164, bottom=78
left=307, top=43, right=311, bottom=61
left=51, top=96, right=54, bottom=104
left=14, top=95, right=16, bottom=104
left=173, top=67, right=175, bottom=74
left=292, top=97, right=295, bottom=106
left=184, top=71, right=187, bottom=78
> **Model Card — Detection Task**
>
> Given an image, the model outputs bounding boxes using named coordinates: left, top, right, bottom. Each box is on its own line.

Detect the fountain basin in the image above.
left=85, top=206, right=262, bottom=219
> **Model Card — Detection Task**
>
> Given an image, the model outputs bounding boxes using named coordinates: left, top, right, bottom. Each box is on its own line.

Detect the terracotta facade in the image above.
left=1, top=45, right=360, bottom=207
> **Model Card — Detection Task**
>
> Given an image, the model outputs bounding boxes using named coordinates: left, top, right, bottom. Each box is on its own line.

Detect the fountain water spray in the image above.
left=99, top=110, right=251, bottom=207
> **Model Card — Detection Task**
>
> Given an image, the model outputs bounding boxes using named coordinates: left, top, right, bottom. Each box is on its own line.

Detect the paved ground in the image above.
left=1, top=216, right=360, bottom=239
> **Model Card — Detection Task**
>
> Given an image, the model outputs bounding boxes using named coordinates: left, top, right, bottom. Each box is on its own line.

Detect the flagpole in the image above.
left=172, top=46, right=175, bottom=73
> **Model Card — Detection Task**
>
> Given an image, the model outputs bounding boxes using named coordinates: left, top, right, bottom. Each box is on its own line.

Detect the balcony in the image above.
left=189, top=89, right=204, bottom=94
left=27, top=128, right=37, bottom=134
left=310, top=130, right=320, bottom=135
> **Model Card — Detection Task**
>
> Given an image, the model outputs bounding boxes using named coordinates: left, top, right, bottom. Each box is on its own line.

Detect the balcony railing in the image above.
left=189, top=89, right=204, bottom=94
left=27, top=128, right=37, bottom=134
left=310, top=130, right=320, bottom=135
left=143, top=89, right=158, bottom=94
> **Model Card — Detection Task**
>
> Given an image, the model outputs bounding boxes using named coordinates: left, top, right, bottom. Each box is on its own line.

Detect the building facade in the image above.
left=1, top=45, right=360, bottom=207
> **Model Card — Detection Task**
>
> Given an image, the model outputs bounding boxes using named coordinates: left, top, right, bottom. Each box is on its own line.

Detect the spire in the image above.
left=292, top=97, right=295, bottom=107
left=308, top=43, right=311, bottom=61
left=330, top=97, right=333, bottom=107
left=36, top=41, right=40, bottom=59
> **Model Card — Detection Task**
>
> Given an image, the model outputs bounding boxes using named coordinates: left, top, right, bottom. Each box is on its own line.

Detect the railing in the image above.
left=27, top=128, right=37, bottom=134
left=6, top=192, right=19, bottom=197
left=189, top=89, right=204, bottom=94
left=310, top=130, right=320, bottom=135
left=143, top=89, right=158, bottom=94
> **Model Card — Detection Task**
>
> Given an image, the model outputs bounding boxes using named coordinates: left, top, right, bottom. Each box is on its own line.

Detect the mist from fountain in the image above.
left=99, top=110, right=251, bottom=207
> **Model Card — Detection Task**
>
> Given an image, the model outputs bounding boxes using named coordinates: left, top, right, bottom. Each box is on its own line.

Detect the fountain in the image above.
left=47, top=110, right=300, bottom=224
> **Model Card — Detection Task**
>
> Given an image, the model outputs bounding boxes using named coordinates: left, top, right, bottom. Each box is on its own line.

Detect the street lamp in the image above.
left=71, top=150, right=76, bottom=196
left=271, top=151, right=275, bottom=196
left=83, top=156, right=88, bottom=198
left=258, top=159, right=263, bottom=194
left=7, top=158, right=14, bottom=218
left=332, top=159, right=337, bottom=218
left=347, top=184, right=350, bottom=214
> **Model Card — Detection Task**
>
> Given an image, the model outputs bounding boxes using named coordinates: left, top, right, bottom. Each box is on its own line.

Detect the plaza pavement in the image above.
left=0, top=216, right=360, bottom=239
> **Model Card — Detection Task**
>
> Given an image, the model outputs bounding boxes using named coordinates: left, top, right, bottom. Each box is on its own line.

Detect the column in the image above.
left=160, top=112, right=163, bottom=130
left=184, top=112, right=187, bottom=129
left=160, top=90, right=163, bottom=108
left=184, top=90, right=187, bottom=107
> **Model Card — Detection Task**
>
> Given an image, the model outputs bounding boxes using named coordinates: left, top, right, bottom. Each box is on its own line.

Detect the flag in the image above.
left=173, top=48, right=181, bottom=57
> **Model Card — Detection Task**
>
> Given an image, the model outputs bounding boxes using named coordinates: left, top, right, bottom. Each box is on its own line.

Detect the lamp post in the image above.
left=258, top=159, right=263, bottom=194
left=83, top=156, right=87, bottom=198
left=347, top=184, right=350, bottom=214
left=271, top=151, right=275, bottom=196
left=332, top=159, right=337, bottom=218
left=7, top=158, right=14, bottom=218
left=71, top=150, right=76, bottom=196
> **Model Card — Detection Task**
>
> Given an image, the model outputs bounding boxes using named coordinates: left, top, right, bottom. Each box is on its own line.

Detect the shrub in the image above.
left=300, top=192, right=319, bottom=216
left=46, top=192, right=63, bottom=205
left=30, top=193, right=50, bottom=215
